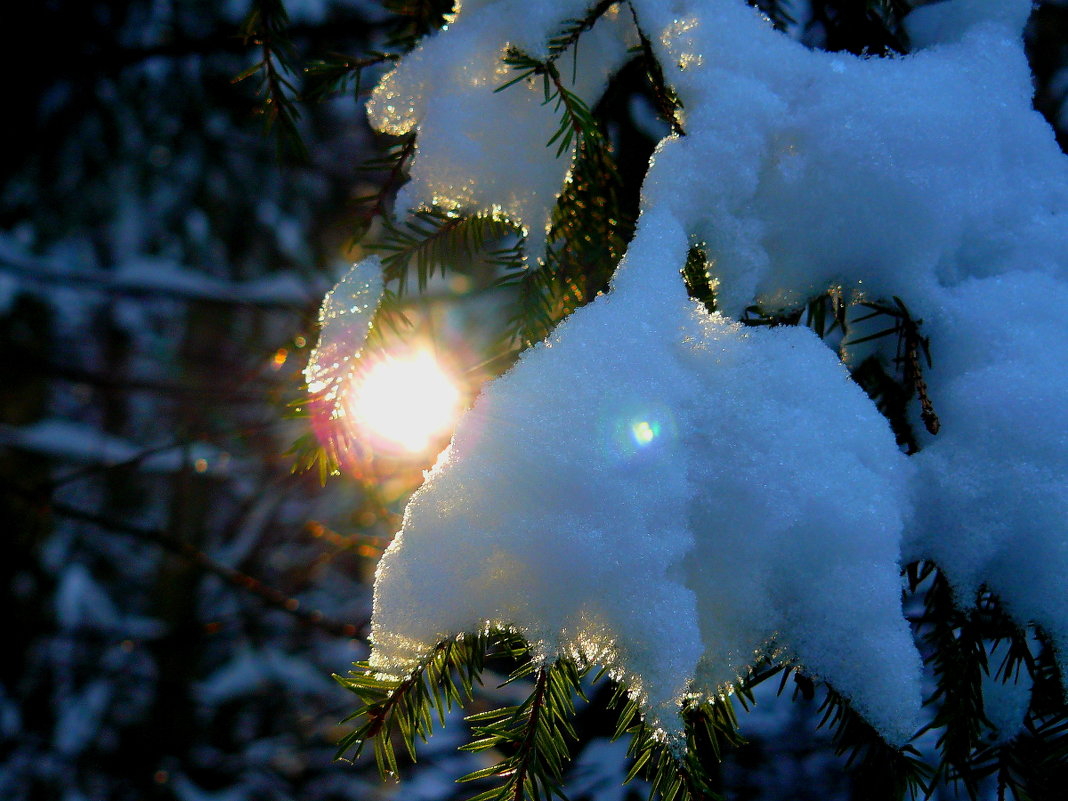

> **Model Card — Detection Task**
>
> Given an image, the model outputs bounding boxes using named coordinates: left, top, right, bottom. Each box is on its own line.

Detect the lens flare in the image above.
left=631, top=420, right=660, bottom=446
left=344, top=350, right=462, bottom=453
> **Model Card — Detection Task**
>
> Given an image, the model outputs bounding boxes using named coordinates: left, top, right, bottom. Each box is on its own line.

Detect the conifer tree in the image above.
left=286, top=1, right=1068, bottom=799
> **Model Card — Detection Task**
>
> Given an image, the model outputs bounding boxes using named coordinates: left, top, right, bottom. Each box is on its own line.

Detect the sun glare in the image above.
left=345, top=350, right=462, bottom=453
left=631, top=420, right=659, bottom=446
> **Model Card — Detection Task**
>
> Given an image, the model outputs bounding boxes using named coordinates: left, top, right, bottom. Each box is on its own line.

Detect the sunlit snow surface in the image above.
left=367, top=0, right=633, bottom=261
left=358, top=0, right=1068, bottom=744
left=372, top=211, right=921, bottom=741
left=304, top=256, right=384, bottom=403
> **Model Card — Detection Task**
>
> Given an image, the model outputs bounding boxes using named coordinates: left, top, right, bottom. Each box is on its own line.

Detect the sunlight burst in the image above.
left=344, top=350, right=462, bottom=454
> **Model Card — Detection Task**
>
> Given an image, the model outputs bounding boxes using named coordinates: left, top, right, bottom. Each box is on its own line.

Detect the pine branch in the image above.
left=912, top=565, right=987, bottom=800
left=0, top=250, right=319, bottom=308
left=737, top=656, right=931, bottom=800
left=626, top=2, right=686, bottom=137
left=381, top=0, right=457, bottom=52
left=352, top=132, right=416, bottom=229
left=549, top=137, right=629, bottom=267
left=372, top=208, right=524, bottom=295
left=607, top=682, right=746, bottom=801
left=236, top=0, right=307, bottom=160
left=493, top=47, right=633, bottom=348
left=804, top=0, right=912, bottom=56
left=813, top=683, right=932, bottom=801
left=544, top=0, right=620, bottom=66
left=850, top=355, right=922, bottom=453
left=1013, top=640, right=1068, bottom=800
left=747, top=0, right=797, bottom=31
left=906, top=563, right=1068, bottom=800
left=844, top=296, right=940, bottom=435
left=495, top=262, right=565, bottom=350
left=743, top=290, right=938, bottom=448
left=682, top=245, right=718, bottom=313
left=303, top=50, right=399, bottom=102
left=335, top=630, right=526, bottom=776
left=618, top=709, right=724, bottom=801
left=460, top=659, right=584, bottom=801
left=498, top=50, right=602, bottom=158
left=741, top=290, right=847, bottom=336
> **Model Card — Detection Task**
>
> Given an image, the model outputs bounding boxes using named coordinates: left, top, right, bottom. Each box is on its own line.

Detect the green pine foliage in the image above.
left=236, top=0, right=309, bottom=158
left=267, top=1, right=1068, bottom=799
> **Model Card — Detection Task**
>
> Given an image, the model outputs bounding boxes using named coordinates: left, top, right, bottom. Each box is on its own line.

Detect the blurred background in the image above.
left=3, top=2, right=1068, bottom=800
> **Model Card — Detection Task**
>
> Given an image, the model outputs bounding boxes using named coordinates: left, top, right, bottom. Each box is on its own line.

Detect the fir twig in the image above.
left=493, top=34, right=633, bottom=347
left=460, top=657, right=586, bottom=801
left=804, top=0, right=912, bottom=56
left=607, top=681, right=749, bottom=801
left=544, top=0, right=620, bottom=66
left=814, top=684, right=932, bottom=801
left=236, top=0, right=307, bottom=159
left=352, top=133, right=417, bottom=236
left=906, top=562, right=1055, bottom=800
left=495, top=262, right=565, bottom=350
left=682, top=245, right=717, bottom=313
left=303, top=50, right=399, bottom=102
left=498, top=50, right=602, bottom=158
left=335, top=631, right=513, bottom=775
left=381, top=0, right=457, bottom=51
left=626, top=2, right=686, bottom=136
left=743, top=290, right=938, bottom=448
left=844, top=296, right=940, bottom=435
left=372, top=208, right=524, bottom=294
left=748, top=0, right=797, bottom=32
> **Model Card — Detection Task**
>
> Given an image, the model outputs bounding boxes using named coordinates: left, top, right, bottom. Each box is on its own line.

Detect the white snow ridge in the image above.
left=347, top=0, right=1068, bottom=744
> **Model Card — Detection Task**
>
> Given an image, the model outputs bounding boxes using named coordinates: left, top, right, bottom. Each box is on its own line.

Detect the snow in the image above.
left=367, top=0, right=633, bottom=261
left=55, top=564, right=120, bottom=632
left=52, top=680, right=112, bottom=756
left=0, top=418, right=229, bottom=475
left=371, top=210, right=921, bottom=741
left=905, top=271, right=1068, bottom=681
left=305, top=256, right=384, bottom=403
left=635, top=0, right=1068, bottom=319
left=0, top=234, right=323, bottom=307
left=338, top=0, right=1068, bottom=745
left=197, top=647, right=334, bottom=706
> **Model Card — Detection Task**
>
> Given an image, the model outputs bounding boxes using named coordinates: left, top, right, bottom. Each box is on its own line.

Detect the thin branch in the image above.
left=36, top=360, right=273, bottom=401
left=544, top=0, right=620, bottom=64
left=903, top=320, right=940, bottom=435
left=358, top=133, right=417, bottom=225
left=4, top=483, right=363, bottom=638
left=0, top=252, right=322, bottom=308
left=362, top=640, right=453, bottom=743
left=511, top=666, right=550, bottom=801
left=626, top=1, right=686, bottom=137
left=61, top=18, right=386, bottom=76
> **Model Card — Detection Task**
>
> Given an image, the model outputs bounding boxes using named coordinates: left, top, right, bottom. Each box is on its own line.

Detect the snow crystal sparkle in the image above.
left=316, top=0, right=1068, bottom=745
left=305, top=256, right=384, bottom=403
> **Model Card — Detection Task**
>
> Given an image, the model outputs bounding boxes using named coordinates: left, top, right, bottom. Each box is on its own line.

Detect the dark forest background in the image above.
left=3, top=2, right=1068, bottom=800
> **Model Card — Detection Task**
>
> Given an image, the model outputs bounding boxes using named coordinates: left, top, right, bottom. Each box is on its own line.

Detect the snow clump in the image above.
left=305, top=256, right=384, bottom=404
left=367, top=0, right=633, bottom=261
left=371, top=209, right=921, bottom=740
left=318, top=0, right=1068, bottom=744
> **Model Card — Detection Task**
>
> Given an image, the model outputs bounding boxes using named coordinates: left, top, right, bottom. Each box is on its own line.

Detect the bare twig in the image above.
left=4, top=483, right=364, bottom=638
